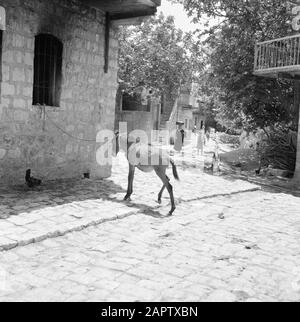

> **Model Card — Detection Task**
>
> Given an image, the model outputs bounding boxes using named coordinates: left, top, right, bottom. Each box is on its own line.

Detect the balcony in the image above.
left=254, top=34, right=300, bottom=78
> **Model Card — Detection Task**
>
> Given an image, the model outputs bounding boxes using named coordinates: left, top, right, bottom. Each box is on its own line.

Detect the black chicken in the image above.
left=25, top=169, right=42, bottom=188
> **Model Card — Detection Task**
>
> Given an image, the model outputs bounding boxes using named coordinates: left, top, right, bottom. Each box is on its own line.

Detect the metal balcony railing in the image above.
left=254, top=34, right=300, bottom=76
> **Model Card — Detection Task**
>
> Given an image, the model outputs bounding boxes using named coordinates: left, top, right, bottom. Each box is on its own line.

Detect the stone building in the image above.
left=177, top=83, right=206, bottom=132
left=0, top=0, right=161, bottom=186
left=161, top=83, right=206, bottom=141
left=114, top=84, right=161, bottom=138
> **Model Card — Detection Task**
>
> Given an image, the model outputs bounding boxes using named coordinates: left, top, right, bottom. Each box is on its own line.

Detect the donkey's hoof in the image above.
left=157, top=199, right=162, bottom=205
left=169, top=207, right=176, bottom=215
left=168, top=209, right=176, bottom=216
left=124, top=196, right=132, bottom=202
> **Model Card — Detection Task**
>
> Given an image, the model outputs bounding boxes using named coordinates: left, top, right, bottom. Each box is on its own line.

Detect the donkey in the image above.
left=114, top=132, right=180, bottom=216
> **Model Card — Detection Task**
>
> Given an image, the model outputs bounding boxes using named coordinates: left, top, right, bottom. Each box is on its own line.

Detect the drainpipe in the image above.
left=104, top=12, right=110, bottom=74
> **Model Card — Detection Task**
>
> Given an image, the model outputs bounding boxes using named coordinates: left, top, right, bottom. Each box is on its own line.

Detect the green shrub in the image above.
left=258, top=128, right=297, bottom=172
left=218, top=133, right=240, bottom=146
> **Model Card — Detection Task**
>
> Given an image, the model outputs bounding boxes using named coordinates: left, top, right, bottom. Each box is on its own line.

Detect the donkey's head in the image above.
left=113, top=131, right=134, bottom=156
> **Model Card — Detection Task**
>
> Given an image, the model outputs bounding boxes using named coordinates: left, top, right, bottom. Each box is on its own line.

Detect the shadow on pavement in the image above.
left=0, top=177, right=170, bottom=221
left=0, top=178, right=126, bottom=219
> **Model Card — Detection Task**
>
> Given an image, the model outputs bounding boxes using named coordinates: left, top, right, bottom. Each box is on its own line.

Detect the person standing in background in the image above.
left=206, top=127, right=220, bottom=172
left=206, top=128, right=218, bottom=153
left=180, top=127, right=185, bottom=145
left=174, top=123, right=185, bottom=156
left=174, top=123, right=184, bottom=153
left=197, top=126, right=205, bottom=156
left=192, top=126, right=198, bottom=156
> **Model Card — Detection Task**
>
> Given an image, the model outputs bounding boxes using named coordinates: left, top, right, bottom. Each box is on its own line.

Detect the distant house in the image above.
left=159, top=83, right=206, bottom=142
left=0, top=0, right=161, bottom=186
left=177, top=83, right=206, bottom=132
left=114, top=84, right=161, bottom=138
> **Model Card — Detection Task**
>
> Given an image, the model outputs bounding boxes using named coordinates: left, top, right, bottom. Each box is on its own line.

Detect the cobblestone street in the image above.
left=0, top=154, right=300, bottom=302
left=2, top=0, right=300, bottom=305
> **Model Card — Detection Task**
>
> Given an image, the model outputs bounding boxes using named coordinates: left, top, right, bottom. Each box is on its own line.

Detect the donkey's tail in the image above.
left=170, top=159, right=180, bottom=181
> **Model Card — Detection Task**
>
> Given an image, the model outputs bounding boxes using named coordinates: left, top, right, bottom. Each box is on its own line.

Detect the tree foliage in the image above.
left=173, top=0, right=296, bottom=132
left=118, top=13, right=203, bottom=100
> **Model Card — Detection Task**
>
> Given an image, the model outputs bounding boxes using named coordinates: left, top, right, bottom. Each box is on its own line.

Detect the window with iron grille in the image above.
left=33, top=34, right=63, bottom=107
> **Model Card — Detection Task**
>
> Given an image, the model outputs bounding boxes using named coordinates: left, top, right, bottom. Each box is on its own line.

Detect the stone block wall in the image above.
left=0, top=0, right=119, bottom=185
left=115, top=86, right=161, bottom=139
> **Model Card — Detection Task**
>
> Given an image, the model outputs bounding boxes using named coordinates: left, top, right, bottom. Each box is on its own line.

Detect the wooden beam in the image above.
left=112, top=16, right=150, bottom=26
left=85, top=0, right=157, bottom=13
left=293, top=80, right=300, bottom=186
left=110, top=8, right=157, bottom=20
left=293, top=95, right=300, bottom=185
left=277, top=72, right=300, bottom=80
left=293, top=80, right=300, bottom=129
left=150, top=0, right=161, bottom=5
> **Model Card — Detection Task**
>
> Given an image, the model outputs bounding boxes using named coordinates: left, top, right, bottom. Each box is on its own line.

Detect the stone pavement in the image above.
left=0, top=153, right=300, bottom=301
left=0, top=153, right=257, bottom=251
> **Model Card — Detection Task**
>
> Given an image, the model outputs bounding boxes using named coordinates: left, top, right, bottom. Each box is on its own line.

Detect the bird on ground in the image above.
left=25, top=169, right=42, bottom=188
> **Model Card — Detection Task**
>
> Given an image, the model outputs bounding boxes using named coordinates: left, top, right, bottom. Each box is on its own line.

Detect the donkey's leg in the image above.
left=157, top=175, right=170, bottom=204
left=155, top=169, right=176, bottom=216
left=124, top=165, right=135, bottom=201
left=158, top=185, right=165, bottom=204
